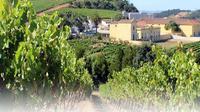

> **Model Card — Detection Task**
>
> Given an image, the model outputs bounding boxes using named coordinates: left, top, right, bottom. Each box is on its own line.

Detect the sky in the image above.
left=131, top=0, right=200, bottom=11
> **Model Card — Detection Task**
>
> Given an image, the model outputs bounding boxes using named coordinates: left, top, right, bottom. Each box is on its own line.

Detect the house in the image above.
left=110, top=20, right=137, bottom=41
left=139, top=18, right=200, bottom=37
left=97, top=19, right=112, bottom=37
left=109, top=19, right=161, bottom=42
left=122, top=11, right=153, bottom=20
left=136, top=21, right=161, bottom=41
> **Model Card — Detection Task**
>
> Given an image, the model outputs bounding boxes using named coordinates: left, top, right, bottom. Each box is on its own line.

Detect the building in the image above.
left=109, top=19, right=161, bottom=42
left=110, top=20, right=137, bottom=41
left=139, top=18, right=200, bottom=37
left=122, top=11, right=153, bottom=20
left=136, top=21, right=161, bottom=41
left=97, top=19, right=112, bottom=37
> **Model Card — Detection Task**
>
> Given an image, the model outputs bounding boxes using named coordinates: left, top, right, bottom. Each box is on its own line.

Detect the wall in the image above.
left=192, top=25, right=200, bottom=37
left=136, top=27, right=160, bottom=42
left=110, top=23, right=137, bottom=41
left=149, top=24, right=172, bottom=35
left=179, top=25, right=193, bottom=37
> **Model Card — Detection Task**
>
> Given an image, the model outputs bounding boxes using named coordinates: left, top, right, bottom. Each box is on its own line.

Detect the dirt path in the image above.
left=78, top=91, right=113, bottom=112
left=37, top=3, right=71, bottom=16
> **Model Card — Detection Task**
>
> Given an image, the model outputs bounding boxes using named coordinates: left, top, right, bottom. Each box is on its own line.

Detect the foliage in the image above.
left=56, top=8, right=121, bottom=19
left=30, top=0, right=73, bottom=12
left=59, top=11, right=88, bottom=32
left=85, top=53, right=108, bottom=86
left=91, top=13, right=101, bottom=33
left=112, top=13, right=123, bottom=21
left=72, top=0, right=138, bottom=12
left=0, top=0, right=92, bottom=101
left=132, top=44, right=156, bottom=68
left=69, top=38, right=155, bottom=86
left=100, top=46, right=200, bottom=108
left=181, top=41, right=200, bottom=64
left=165, top=21, right=181, bottom=32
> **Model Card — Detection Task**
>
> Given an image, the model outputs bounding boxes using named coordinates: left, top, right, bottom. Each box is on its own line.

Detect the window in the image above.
left=132, top=34, right=135, bottom=40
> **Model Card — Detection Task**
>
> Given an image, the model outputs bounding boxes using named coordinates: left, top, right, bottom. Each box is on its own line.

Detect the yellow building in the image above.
left=140, top=18, right=200, bottom=37
left=136, top=27, right=160, bottom=41
left=136, top=21, right=161, bottom=41
left=109, top=19, right=161, bottom=42
left=109, top=20, right=137, bottom=41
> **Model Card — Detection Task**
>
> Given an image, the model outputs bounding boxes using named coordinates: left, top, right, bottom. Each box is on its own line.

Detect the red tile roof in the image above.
left=138, top=18, right=200, bottom=25
left=111, top=19, right=135, bottom=24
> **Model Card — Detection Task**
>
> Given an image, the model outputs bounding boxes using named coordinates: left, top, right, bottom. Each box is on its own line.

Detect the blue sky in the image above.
left=131, top=0, right=200, bottom=11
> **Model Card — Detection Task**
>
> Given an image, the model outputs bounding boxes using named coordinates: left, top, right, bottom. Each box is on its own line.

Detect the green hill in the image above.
left=57, top=8, right=120, bottom=18
left=30, top=0, right=73, bottom=12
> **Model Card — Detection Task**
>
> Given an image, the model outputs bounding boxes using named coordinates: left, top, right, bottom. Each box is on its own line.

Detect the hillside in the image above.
left=57, top=8, right=120, bottom=19
left=154, top=9, right=191, bottom=18
left=30, top=0, right=73, bottom=12
left=31, top=0, right=137, bottom=18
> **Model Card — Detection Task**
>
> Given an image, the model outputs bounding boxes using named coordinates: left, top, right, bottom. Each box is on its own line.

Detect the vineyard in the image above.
left=183, top=41, right=200, bottom=55
left=1, top=0, right=200, bottom=112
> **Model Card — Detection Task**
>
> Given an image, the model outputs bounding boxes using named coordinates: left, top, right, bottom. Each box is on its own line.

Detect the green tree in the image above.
left=0, top=0, right=92, bottom=102
left=100, top=46, right=200, bottom=110
left=86, top=53, right=108, bottom=87
left=165, top=21, right=181, bottom=32
left=91, top=13, right=101, bottom=33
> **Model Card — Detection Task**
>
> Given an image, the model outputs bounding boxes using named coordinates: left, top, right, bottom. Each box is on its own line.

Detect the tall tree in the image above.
left=91, top=13, right=101, bottom=33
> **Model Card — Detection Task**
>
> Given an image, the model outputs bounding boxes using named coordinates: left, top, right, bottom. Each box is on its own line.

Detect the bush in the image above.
left=100, top=46, right=200, bottom=108
left=0, top=0, right=92, bottom=101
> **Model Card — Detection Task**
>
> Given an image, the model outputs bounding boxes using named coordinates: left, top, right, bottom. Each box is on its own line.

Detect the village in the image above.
left=71, top=11, right=200, bottom=47
left=107, top=13, right=200, bottom=45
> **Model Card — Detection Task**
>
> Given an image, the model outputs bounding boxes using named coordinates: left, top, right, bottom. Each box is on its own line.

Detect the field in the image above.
left=56, top=8, right=121, bottom=18
left=30, top=0, right=73, bottom=12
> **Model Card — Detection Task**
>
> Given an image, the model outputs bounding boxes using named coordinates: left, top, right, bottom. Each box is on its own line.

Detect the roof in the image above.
left=136, top=20, right=147, bottom=28
left=138, top=18, right=200, bottom=25
left=136, top=20, right=160, bottom=29
left=111, top=19, right=135, bottom=24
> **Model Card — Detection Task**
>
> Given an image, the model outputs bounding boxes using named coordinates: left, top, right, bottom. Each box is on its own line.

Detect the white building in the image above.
left=122, top=11, right=153, bottom=20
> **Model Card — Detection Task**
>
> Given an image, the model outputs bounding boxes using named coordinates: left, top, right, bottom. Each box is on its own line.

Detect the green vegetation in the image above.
left=100, top=46, right=200, bottom=110
left=72, top=0, right=138, bottom=12
left=57, top=8, right=120, bottom=18
left=0, top=0, right=92, bottom=105
left=30, top=0, right=73, bottom=12
left=182, top=41, right=200, bottom=63
left=1, top=0, right=200, bottom=111
left=69, top=38, right=155, bottom=86
left=165, top=21, right=181, bottom=32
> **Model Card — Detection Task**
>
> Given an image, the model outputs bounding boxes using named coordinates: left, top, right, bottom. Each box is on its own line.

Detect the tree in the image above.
left=91, top=13, right=101, bottom=33
left=100, top=46, right=200, bottom=111
left=85, top=53, right=108, bottom=87
left=165, top=21, right=181, bottom=32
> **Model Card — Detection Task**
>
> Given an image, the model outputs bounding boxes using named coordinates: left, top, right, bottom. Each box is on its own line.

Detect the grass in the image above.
left=30, top=0, right=73, bottom=12
left=56, top=8, right=121, bottom=19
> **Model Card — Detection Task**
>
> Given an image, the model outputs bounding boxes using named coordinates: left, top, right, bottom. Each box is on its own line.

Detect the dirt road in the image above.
left=37, top=3, right=71, bottom=16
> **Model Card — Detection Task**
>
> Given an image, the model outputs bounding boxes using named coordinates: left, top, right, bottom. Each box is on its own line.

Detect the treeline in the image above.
left=154, top=9, right=191, bottom=18
left=69, top=38, right=155, bottom=86
left=60, top=11, right=88, bottom=32
left=188, top=10, right=200, bottom=19
left=72, top=0, right=138, bottom=12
